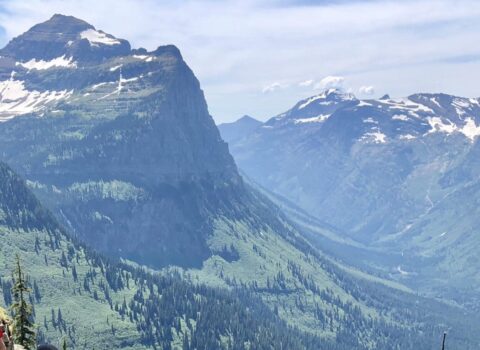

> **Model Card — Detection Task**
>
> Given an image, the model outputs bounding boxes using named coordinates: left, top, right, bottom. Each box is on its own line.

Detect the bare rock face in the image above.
left=0, top=15, right=242, bottom=268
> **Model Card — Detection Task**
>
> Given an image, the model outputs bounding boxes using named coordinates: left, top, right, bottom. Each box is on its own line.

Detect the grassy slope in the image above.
left=0, top=225, right=146, bottom=349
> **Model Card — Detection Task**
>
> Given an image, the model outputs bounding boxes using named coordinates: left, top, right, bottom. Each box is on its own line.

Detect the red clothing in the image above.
left=0, top=329, right=4, bottom=338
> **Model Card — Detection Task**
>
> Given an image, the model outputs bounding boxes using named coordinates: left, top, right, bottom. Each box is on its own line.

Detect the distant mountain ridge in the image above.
left=224, top=88, right=480, bottom=302
left=218, top=115, right=262, bottom=143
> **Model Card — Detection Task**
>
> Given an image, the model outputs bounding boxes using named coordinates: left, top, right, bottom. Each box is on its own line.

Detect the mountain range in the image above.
left=220, top=88, right=480, bottom=303
left=1, top=14, right=480, bottom=349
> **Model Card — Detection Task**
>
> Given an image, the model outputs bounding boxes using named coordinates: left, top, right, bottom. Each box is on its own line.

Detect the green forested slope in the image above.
left=0, top=162, right=336, bottom=349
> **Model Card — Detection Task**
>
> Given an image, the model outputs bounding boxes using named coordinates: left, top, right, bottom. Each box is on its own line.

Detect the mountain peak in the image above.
left=295, top=88, right=357, bottom=108
left=380, top=94, right=391, bottom=100
left=0, top=14, right=130, bottom=62
left=218, top=115, right=262, bottom=142
left=238, top=115, right=260, bottom=123
left=321, top=88, right=356, bottom=100
left=38, top=14, right=94, bottom=33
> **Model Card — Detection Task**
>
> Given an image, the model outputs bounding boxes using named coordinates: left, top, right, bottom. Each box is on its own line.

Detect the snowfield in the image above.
left=16, top=55, right=77, bottom=70
left=80, top=29, right=121, bottom=46
left=0, top=76, right=72, bottom=121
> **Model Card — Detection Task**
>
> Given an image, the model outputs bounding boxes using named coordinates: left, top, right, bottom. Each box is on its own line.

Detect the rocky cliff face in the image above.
left=0, top=14, right=242, bottom=268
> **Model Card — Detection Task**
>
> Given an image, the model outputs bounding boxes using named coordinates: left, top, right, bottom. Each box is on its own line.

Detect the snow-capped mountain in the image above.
left=266, top=88, right=357, bottom=127
left=0, top=14, right=130, bottom=64
left=263, top=89, right=480, bottom=142
left=0, top=14, right=181, bottom=124
left=223, top=89, right=480, bottom=297
left=0, top=14, right=241, bottom=267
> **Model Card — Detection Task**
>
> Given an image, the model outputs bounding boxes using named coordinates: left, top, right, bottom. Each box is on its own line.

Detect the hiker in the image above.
left=1, top=320, right=11, bottom=350
left=0, top=322, right=7, bottom=350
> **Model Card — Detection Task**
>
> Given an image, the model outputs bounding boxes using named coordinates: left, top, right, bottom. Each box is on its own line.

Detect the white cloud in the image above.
left=313, top=76, right=345, bottom=90
left=359, top=86, right=375, bottom=95
left=262, top=82, right=289, bottom=93
left=298, top=79, right=314, bottom=87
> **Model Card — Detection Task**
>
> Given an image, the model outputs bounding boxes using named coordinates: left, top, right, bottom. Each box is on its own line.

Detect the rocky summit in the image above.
left=0, top=14, right=130, bottom=63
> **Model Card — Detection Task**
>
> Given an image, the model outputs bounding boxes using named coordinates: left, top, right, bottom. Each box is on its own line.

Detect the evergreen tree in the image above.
left=11, top=254, right=36, bottom=350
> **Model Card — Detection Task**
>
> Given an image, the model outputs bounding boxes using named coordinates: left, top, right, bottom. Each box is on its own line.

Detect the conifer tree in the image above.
left=11, top=254, right=36, bottom=350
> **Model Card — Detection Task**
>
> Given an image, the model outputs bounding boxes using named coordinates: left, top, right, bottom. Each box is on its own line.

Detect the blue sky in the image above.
left=0, top=0, right=480, bottom=123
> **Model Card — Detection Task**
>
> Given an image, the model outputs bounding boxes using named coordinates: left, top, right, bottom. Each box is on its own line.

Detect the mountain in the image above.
left=225, top=88, right=480, bottom=300
left=2, top=15, right=480, bottom=348
left=0, top=14, right=241, bottom=268
left=218, top=115, right=262, bottom=143
left=1, top=161, right=352, bottom=349
left=0, top=14, right=130, bottom=64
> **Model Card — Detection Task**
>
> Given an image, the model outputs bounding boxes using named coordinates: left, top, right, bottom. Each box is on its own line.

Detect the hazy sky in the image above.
left=0, top=0, right=480, bottom=123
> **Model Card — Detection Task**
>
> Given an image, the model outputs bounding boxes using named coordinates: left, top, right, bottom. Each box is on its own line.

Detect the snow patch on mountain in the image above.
left=399, top=134, right=416, bottom=140
left=294, top=114, right=330, bottom=124
left=298, top=95, right=325, bottom=109
left=363, top=117, right=378, bottom=124
left=361, top=130, right=387, bottom=144
left=91, top=82, right=108, bottom=90
left=469, top=98, right=480, bottom=106
left=98, top=73, right=142, bottom=100
left=427, top=117, right=457, bottom=134
left=0, top=77, right=72, bottom=121
left=430, top=97, right=442, bottom=109
left=133, top=55, right=155, bottom=62
left=357, top=101, right=373, bottom=107
left=16, top=55, right=77, bottom=70
left=392, top=114, right=410, bottom=121
left=80, top=29, right=121, bottom=46
left=460, top=118, right=480, bottom=140
left=298, top=89, right=355, bottom=110
left=378, top=98, right=434, bottom=114
left=110, top=64, right=122, bottom=72
left=453, top=98, right=471, bottom=109
left=396, top=266, right=412, bottom=276
left=426, top=116, right=480, bottom=141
